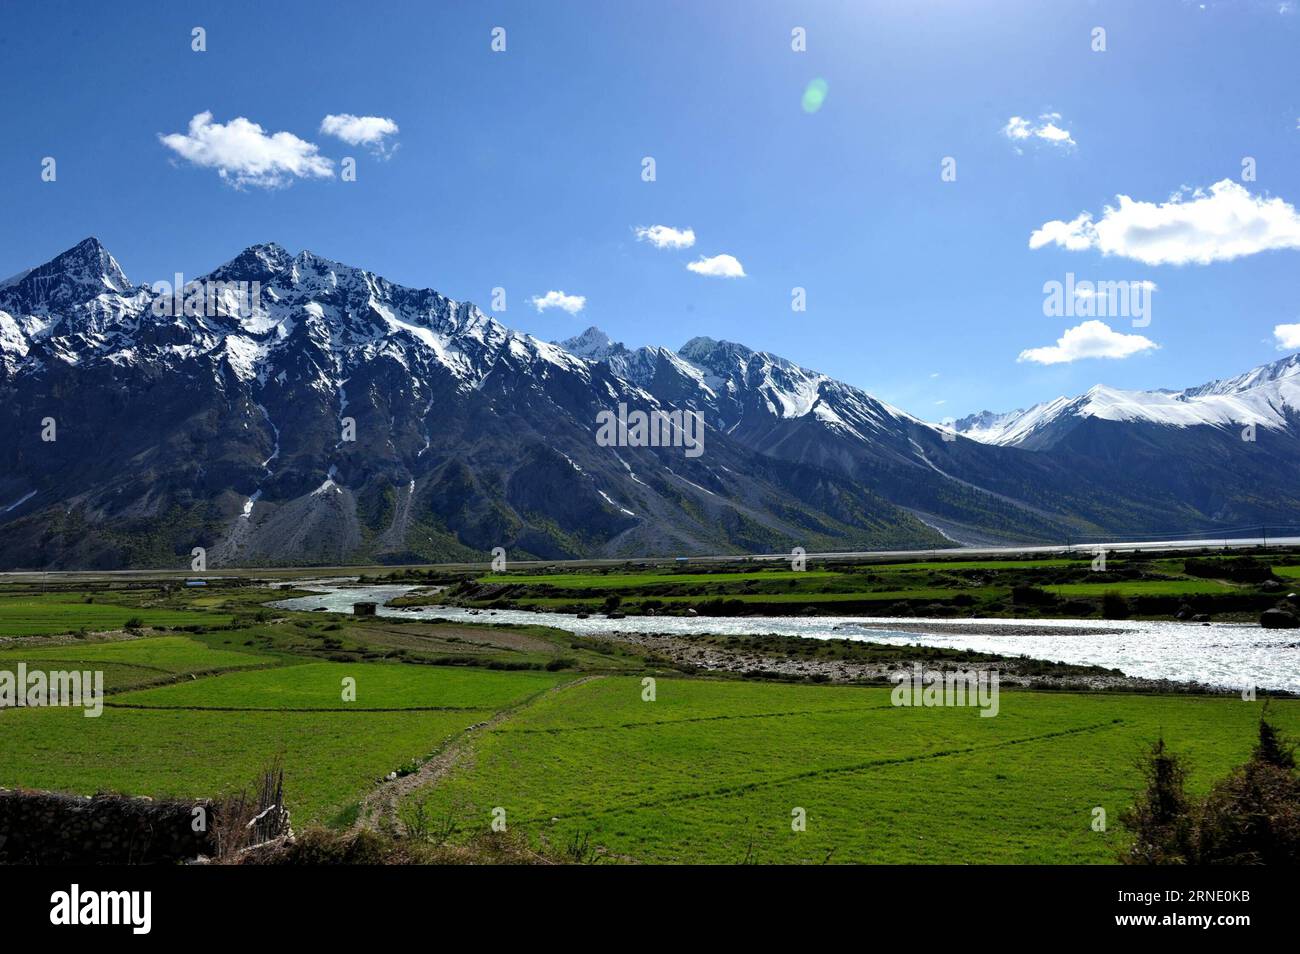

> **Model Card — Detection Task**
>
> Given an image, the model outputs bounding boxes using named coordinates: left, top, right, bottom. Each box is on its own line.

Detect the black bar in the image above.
left=0, top=864, right=1276, bottom=938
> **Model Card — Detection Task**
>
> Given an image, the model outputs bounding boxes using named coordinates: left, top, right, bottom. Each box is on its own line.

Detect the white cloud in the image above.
left=686, top=253, right=746, bottom=278
left=1017, top=320, right=1158, bottom=365
left=320, top=114, right=400, bottom=155
left=634, top=225, right=696, bottom=249
left=1274, top=323, right=1300, bottom=349
left=1003, top=112, right=1076, bottom=150
left=159, top=112, right=333, bottom=189
left=1004, top=116, right=1032, bottom=140
left=1030, top=179, right=1300, bottom=265
left=531, top=290, right=586, bottom=314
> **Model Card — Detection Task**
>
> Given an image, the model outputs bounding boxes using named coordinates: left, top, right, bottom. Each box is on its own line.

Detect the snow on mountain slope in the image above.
left=0, top=237, right=131, bottom=316
left=955, top=398, right=1072, bottom=446
left=0, top=240, right=954, bottom=568
left=958, top=353, right=1300, bottom=447
left=674, top=336, right=940, bottom=445
left=560, top=327, right=935, bottom=447
left=10, top=238, right=1300, bottom=569
left=561, top=325, right=619, bottom=361
left=0, top=238, right=600, bottom=401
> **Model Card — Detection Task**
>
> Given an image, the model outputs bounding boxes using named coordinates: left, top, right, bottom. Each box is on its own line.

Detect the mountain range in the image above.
left=2, top=238, right=1298, bottom=569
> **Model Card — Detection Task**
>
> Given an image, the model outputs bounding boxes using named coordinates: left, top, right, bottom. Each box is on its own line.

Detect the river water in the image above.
left=271, top=582, right=1300, bottom=693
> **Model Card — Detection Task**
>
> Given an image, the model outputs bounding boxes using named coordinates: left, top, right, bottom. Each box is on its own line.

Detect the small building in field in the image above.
left=353, top=601, right=378, bottom=617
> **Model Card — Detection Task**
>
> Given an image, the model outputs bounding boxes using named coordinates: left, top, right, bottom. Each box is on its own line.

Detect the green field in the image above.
left=7, top=641, right=1289, bottom=858
left=477, top=569, right=841, bottom=589
left=0, top=635, right=272, bottom=690
left=113, top=661, right=563, bottom=711
left=0, top=634, right=265, bottom=672
left=400, top=676, right=1300, bottom=864
left=0, top=636, right=570, bottom=824
left=1043, top=580, right=1236, bottom=597
left=427, top=549, right=1299, bottom=621
left=1, top=705, right=484, bottom=824
left=2, top=555, right=1298, bottom=864
left=0, top=593, right=230, bottom=635
left=519, top=588, right=970, bottom=608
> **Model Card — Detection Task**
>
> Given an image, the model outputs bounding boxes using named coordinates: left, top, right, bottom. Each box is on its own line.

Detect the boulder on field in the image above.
left=1260, top=608, right=1300, bottom=629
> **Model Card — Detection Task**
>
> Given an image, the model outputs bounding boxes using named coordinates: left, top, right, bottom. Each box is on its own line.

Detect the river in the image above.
left=271, top=582, right=1300, bottom=693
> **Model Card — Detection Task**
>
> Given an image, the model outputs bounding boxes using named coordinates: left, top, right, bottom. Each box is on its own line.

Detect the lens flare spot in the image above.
left=802, top=78, right=829, bottom=114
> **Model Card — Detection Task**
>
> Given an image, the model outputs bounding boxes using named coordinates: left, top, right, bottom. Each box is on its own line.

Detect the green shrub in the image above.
left=1120, top=738, right=1196, bottom=864
left=1122, top=718, right=1300, bottom=864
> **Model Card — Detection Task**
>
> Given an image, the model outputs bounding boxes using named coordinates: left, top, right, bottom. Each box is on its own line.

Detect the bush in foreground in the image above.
left=1121, top=715, right=1300, bottom=864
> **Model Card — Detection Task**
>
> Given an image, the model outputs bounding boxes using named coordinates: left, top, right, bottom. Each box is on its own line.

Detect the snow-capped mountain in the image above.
left=562, top=327, right=936, bottom=453
left=949, top=354, right=1300, bottom=529
left=0, top=236, right=132, bottom=316
left=4, top=238, right=1298, bottom=570
left=958, top=353, right=1300, bottom=449
left=953, top=399, right=1074, bottom=448
left=560, top=327, right=1165, bottom=545
left=0, top=239, right=947, bottom=568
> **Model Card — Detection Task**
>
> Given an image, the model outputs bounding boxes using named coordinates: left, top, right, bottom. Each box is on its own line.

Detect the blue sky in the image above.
left=3, top=0, right=1300, bottom=418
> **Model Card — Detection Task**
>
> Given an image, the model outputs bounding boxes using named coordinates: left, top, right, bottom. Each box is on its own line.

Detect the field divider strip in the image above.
left=497, top=702, right=899, bottom=733
left=102, top=702, right=498, bottom=713
left=0, top=660, right=286, bottom=696
left=356, top=674, right=606, bottom=832
left=99, top=662, right=289, bottom=695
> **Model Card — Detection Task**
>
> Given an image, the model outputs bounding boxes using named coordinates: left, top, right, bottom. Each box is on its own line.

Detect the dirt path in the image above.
left=353, top=674, right=603, bottom=833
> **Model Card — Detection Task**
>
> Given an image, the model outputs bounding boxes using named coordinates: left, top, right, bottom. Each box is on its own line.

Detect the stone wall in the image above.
left=0, top=788, right=215, bottom=864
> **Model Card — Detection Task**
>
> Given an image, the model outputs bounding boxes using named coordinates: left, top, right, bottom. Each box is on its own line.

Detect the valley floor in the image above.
left=1, top=552, right=1297, bottom=864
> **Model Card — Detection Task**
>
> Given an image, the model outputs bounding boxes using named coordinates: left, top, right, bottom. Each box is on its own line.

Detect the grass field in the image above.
left=1043, top=580, right=1236, bottom=597
left=1, top=705, right=484, bottom=825
left=517, top=589, right=972, bottom=608
left=427, top=549, right=1298, bottom=621
left=477, top=570, right=843, bottom=589
left=3, top=555, right=1298, bottom=864
left=0, top=634, right=266, bottom=672
left=112, top=661, right=564, bottom=710
left=0, top=593, right=230, bottom=635
left=0, top=636, right=570, bottom=824
left=400, top=676, right=1300, bottom=864
left=0, top=635, right=273, bottom=690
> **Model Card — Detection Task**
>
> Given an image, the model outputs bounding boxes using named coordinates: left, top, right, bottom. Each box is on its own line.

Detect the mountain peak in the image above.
left=0, top=237, right=131, bottom=314
left=206, top=242, right=295, bottom=284
left=1184, top=351, right=1300, bottom=399
left=69, top=235, right=106, bottom=255
left=244, top=241, right=293, bottom=264
left=559, top=326, right=619, bottom=360
left=679, top=335, right=717, bottom=354
left=54, top=237, right=128, bottom=287
left=677, top=336, right=755, bottom=370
